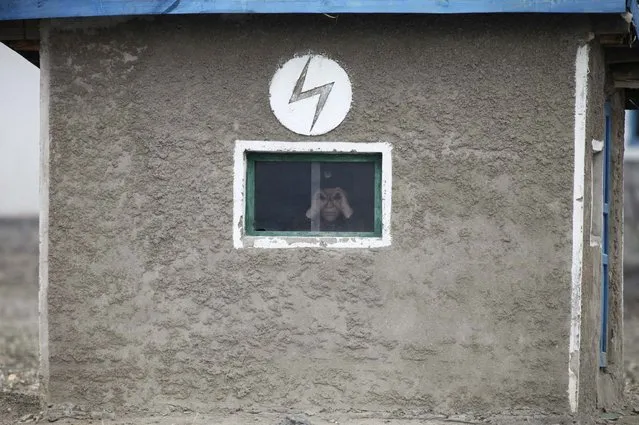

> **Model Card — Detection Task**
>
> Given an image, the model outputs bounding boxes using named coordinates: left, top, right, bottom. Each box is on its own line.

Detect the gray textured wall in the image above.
left=599, top=89, right=625, bottom=410
left=43, top=15, right=591, bottom=415
left=576, top=43, right=625, bottom=412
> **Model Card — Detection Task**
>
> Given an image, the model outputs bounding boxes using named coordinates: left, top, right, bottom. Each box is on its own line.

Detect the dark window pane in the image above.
left=250, top=157, right=377, bottom=234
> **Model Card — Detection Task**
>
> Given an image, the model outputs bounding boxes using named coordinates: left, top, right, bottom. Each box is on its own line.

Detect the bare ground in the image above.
left=623, top=299, right=639, bottom=424
left=0, top=286, right=40, bottom=424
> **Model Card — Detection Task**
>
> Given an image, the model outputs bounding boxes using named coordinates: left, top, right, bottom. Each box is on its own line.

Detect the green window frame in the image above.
left=245, top=152, right=383, bottom=238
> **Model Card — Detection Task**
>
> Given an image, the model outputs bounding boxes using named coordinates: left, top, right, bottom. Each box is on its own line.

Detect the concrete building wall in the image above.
left=576, top=42, right=625, bottom=413
left=42, top=14, right=602, bottom=416
left=600, top=88, right=625, bottom=409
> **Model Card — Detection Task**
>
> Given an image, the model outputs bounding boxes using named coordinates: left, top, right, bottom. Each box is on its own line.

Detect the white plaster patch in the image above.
left=269, top=55, right=352, bottom=136
left=122, top=52, right=138, bottom=63
left=233, top=141, right=392, bottom=249
left=591, top=139, right=604, bottom=153
left=569, top=43, right=590, bottom=414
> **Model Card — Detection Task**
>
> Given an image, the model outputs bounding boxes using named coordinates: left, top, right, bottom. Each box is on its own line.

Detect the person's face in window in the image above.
left=308, top=187, right=354, bottom=222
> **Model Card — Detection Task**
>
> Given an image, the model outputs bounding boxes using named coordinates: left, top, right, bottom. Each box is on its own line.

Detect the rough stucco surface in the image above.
left=577, top=42, right=625, bottom=413
left=578, top=40, right=605, bottom=414
left=604, top=88, right=626, bottom=408
left=44, top=15, right=591, bottom=415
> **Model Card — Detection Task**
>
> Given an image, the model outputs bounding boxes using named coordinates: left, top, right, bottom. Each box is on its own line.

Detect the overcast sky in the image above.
left=0, top=42, right=39, bottom=217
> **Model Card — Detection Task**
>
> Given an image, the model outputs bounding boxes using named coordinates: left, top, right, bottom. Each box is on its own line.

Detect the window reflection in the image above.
left=252, top=159, right=376, bottom=233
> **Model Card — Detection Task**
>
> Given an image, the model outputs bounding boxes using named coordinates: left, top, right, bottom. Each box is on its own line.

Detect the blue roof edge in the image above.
left=629, top=0, right=639, bottom=40
left=0, top=0, right=628, bottom=21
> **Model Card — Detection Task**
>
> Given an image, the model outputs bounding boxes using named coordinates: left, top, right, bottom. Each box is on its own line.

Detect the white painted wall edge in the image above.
left=232, top=140, right=393, bottom=249
left=569, top=43, right=590, bottom=414
left=38, top=23, right=51, bottom=400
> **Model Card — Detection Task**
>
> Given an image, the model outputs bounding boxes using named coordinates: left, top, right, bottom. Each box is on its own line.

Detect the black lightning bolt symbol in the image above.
left=289, top=57, right=335, bottom=133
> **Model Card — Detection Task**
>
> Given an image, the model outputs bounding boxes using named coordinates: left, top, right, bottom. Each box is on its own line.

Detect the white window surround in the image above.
left=233, top=140, right=393, bottom=249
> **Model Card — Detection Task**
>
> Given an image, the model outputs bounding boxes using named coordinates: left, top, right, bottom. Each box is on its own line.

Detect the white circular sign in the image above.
left=269, top=54, right=352, bottom=136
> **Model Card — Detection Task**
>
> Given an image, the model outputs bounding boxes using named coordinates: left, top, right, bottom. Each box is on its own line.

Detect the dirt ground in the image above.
left=626, top=329, right=639, bottom=419
left=0, top=285, right=40, bottom=424
left=0, top=219, right=40, bottom=424
left=3, top=218, right=639, bottom=425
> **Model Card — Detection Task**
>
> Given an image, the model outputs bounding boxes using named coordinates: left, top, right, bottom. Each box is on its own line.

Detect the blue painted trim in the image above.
left=0, top=0, right=626, bottom=20
left=605, top=102, right=612, bottom=115
left=628, top=0, right=639, bottom=41
left=599, top=101, right=613, bottom=369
